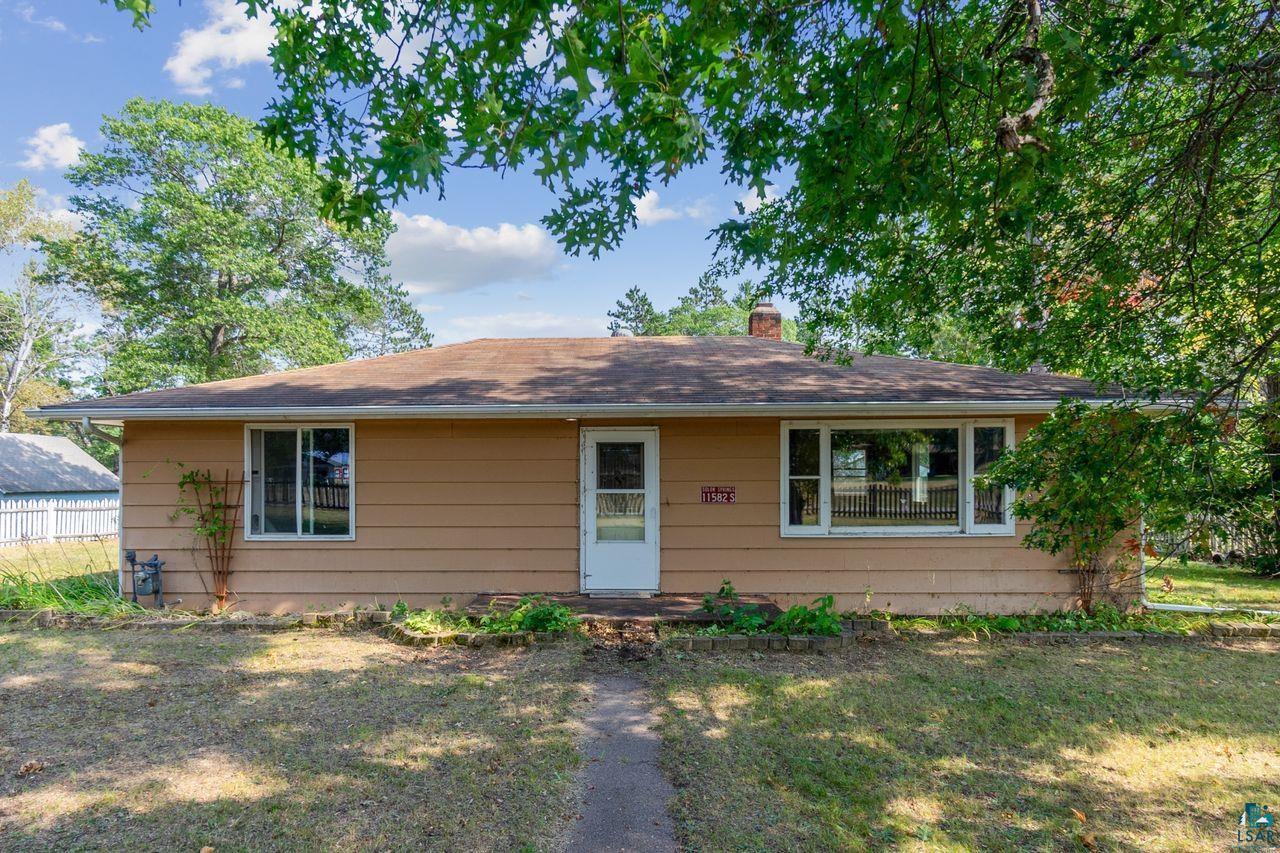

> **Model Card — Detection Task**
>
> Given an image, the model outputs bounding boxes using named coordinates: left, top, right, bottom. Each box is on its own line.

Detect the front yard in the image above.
left=649, top=638, right=1280, bottom=851
left=0, top=629, right=583, bottom=851
left=2, top=625, right=1277, bottom=851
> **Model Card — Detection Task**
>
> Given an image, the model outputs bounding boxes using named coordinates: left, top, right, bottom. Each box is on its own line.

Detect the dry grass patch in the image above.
left=648, top=638, right=1280, bottom=851
left=0, top=628, right=586, bottom=851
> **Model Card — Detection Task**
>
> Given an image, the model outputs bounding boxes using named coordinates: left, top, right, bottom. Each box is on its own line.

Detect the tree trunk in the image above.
left=0, top=332, right=34, bottom=433
left=209, top=323, right=226, bottom=358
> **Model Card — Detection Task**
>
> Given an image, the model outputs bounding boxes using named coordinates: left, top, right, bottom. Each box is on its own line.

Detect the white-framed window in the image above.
left=244, top=424, right=355, bottom=541
left=780, top=419, right=1015, bottom=537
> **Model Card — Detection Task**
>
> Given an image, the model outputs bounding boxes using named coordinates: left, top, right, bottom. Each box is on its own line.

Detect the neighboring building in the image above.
left=0, top=433, right=119, bottom=546
left=35, top=303, right=1130, bottom=614
left=0, top=433, right=118, bottom=502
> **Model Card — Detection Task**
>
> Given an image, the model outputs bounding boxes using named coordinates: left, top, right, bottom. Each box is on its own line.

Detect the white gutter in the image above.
left=30, top=397, right=1134, bottom=423
left=78, top=416, right=123, bottom=446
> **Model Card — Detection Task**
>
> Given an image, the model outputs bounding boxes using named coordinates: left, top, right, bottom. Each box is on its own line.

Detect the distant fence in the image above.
left=263, top=479, right=350, bottom=510
left=0, top=498, right=119, bottom=547
left=1147, top=521, right=1266, bottom=560
left=832, top=483, right=967, bottom=523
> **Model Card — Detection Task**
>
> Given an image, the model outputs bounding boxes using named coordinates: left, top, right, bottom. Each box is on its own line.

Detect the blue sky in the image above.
left=0, top=0, right=787, bottom=344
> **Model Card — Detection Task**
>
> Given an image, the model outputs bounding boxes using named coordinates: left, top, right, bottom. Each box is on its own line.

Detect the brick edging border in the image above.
left=381, top=622, right=579, bottom=648
left=4, top=608, right=1275, bottom=645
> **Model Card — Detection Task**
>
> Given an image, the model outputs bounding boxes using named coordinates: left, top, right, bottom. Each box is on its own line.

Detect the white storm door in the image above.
left=581, top=428, right=659, bottom=592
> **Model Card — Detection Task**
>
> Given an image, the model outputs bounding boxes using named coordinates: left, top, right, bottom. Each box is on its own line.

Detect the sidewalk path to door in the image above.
left=564, top=674, right=677, bottom=852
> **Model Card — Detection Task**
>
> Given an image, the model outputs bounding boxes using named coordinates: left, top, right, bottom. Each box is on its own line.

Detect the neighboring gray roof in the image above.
left=0, top=434, right=118, bottom=495
left=33, top=336, right=1122, bottom=419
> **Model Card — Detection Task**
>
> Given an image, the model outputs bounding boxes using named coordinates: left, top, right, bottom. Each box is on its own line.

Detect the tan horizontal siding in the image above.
left=641, top=416, right=1074, bottom=611
left=121, top=413, right=1077, bottom=614
left=128, top=525, right=575, bottom=550
left=123, top=503, right=576, bottom=529
left=124, top=480, right=578, bottom=507
left=138, top=569, right=581, bottom=595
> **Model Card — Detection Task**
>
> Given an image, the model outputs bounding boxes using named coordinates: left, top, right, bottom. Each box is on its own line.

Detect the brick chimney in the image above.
left=747, top=301, right=782, bottom=341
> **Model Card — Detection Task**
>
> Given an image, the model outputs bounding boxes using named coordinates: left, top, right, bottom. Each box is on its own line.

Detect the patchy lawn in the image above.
left=0, top=629, right=584, bottom=851
left=0, top=538, right=118, bottom=583
left=1150, top=559, right=1280, bottom=610
left=5, top=623, right=1278, bottom=851
left=648, top=638, right=1280, bottom=851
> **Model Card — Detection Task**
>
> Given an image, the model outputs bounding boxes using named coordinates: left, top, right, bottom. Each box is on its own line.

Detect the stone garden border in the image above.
left=659, top=617, right=890, bottom=653
left=657, top=618, right=1280, bottom=652
left=382, top=621, right=579, bottom=648
left=3, top=607, right=1274, bottom=647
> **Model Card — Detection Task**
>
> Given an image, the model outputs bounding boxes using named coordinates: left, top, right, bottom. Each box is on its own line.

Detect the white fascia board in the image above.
left=29, top=398, right=1139, bottom=423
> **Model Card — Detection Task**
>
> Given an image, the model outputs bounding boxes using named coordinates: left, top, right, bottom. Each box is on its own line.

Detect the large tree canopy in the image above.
left=157, top=0, right=1276, bottom=402
left=47, top=99, right=431, bottom=394
left=106, top=2, right=1280, bottom=575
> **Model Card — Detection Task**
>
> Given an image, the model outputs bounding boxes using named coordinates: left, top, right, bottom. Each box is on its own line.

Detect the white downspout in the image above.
left=80, top=418, right=125, bottom=597
left=1139, top=517, right=1280, bottom=617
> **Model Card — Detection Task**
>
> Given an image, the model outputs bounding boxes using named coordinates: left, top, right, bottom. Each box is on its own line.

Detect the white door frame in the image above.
left=579, top=426, right=660, bottom=593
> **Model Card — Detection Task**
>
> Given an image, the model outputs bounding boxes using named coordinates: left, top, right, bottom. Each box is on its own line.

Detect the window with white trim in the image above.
left=246, top=425, right=354, bottom=540
left=781, top=420, right=1015, bottom=536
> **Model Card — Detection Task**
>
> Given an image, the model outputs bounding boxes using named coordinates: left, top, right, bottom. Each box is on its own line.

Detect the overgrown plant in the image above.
left=477, top=596, right=581, bottom=634
left=403, top=596, right=582, bottom=636
left=882, top=604, right=1277, bottom=637
left=700, top=577, right=769, bottom=634
left=771, top=595, right=843, bottom=637
left=980, top=402, right=1257, bottom=613
left=0, top=569, right=145, bottom=616
left=170, top=464, right=243, bottom=613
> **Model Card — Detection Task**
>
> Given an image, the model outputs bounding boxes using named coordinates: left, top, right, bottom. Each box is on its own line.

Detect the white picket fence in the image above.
left=0, top=498, right=120, bottom=546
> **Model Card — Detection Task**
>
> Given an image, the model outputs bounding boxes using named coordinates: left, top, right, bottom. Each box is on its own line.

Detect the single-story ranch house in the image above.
left=35, top=303, right=1126, bottom=614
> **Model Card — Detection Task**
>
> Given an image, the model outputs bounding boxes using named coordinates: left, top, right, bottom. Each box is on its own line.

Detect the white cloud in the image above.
left=33, top=187, right=81, bottom=229
left=634, top=190, right=712, bottom=226
left=738, top=185, right=781, bottom=214
left=16, top=4, right=65, bottom=32
left=164, top=0, right=274, bottom=96
left=434, top=311, right=607, bottom=344
left=387, top=211, right=558, bottom=294
left=12, top=4, right=103, bottom=42
left=20, top=123, right=84, bottom=170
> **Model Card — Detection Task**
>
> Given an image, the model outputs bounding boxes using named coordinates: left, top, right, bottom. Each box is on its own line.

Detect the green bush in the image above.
left=477, top=595, right=580, bottom=633
left=1242, top=553, right=1280, bottom=578
left=403, top=595, right=581, bottom=636
left=770, top=595, right=843, bottom=636
left=402, top=608, right=471, bottom=634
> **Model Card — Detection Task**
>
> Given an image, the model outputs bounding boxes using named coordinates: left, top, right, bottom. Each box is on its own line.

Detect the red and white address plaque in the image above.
left=700, top=486, right=736, bottom=504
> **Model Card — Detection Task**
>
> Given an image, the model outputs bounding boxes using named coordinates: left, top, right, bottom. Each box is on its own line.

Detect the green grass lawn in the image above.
left=4, top=601, right=1279, bottom=850
left=1150, top=559, right=1280, bottom=610
left=0, top=629, right=583, bottom=851
left=648, top=638, right=1280, bottom=851
left=0, top=538, right=118, bottom=583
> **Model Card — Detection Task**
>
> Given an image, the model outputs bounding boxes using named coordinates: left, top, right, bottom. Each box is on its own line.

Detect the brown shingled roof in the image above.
left=36, top=336, right=1118, bottom=417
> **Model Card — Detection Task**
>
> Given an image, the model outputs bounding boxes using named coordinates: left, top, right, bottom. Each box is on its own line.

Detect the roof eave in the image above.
left=29, top=398, right=1147, bottom=423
